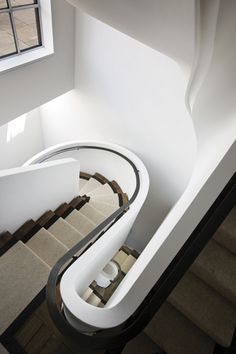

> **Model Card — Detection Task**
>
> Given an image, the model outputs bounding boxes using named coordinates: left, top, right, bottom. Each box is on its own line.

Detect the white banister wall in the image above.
left=40, top=146, right=137, bottom=199
left=0, top=158, right=80, bottom=234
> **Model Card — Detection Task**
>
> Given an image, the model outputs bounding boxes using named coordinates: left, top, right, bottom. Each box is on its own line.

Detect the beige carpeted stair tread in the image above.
left=89, top=200, right=118, bottom=217
left=214, top=228, right=236, bottom=256
left=82, top=246, right=138, bottom=307
left=0, top=241, right=50, bottom=335
left=145, top=302, right=215, bottom=354
left=113, top=250, right=129, bottom=265
left=79, top=203, right=107, bottom=225
left=81, top=287, right=93, bottom=301
left=26, top=228, right=69, bottom=268
left=120, top=254, right=136, bottom=274
left=87, top=183, right=114, bottom=197
left=86, top=293, right=102, bottom=307
left=79, top=177, right=102, bottom=196
left=48, top=217, right=84, bottom=248
left=168, top=271, right=236, bottom=347
left=65, top=209, right=96, bottom=237
left=113, top=250, right=137, bottom=274
left=79, top=178, right=88, bottom=192
left=214, top=208, right=236, bottom=255
left=191, top=239, right=236, bottom=306
left=90, top=194, right=120, bottom=207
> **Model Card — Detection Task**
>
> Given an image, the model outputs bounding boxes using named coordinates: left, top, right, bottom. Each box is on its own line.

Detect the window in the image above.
left=0, top=1, right=42, bottom=59
left=0, top=0, right=53, bottom=72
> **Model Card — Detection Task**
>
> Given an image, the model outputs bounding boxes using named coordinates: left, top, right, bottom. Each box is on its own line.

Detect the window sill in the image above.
left=0, top=0, right=53, bottom=74
left=0, top=46, right=54, bottom=74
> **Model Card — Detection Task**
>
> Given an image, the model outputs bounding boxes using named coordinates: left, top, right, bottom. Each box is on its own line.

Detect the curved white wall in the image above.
left=185, top=0, right=236, bottom=179
left=40, top=10, right=197, bottom=250
left=51, top=0, right=236, bottom=330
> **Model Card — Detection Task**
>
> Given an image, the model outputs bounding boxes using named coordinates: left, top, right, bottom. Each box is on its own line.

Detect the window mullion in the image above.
left=7, top=1, right=21, bottom=54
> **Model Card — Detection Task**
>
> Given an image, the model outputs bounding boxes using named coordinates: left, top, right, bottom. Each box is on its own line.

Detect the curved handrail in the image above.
left=31, top=144, right=142, bottom=349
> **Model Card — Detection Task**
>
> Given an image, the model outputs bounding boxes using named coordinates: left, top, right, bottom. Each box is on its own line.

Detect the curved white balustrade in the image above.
left=25, top=140, right=150, bottom=329
left=25, top=138, right=236, bottom=332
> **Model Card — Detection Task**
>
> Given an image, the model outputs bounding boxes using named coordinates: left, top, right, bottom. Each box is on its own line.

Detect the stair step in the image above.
left=65, top=209, right=96, bottom=237
left=120, top=254, right=137, bottom=274
left=89, top=200, right=118, bottom=217
left=93, top=172, right=110, bottom=184
left=90, top=193, right=120, bottom=207
left=79, top=203, right=107, bottom=225
left=69, top=196, right=88, bottom=210
left=90, top=272, right=125, bottom=305
left=13, top=219, right=41, bottom=243
left=36, top=210, right=57, bottom=228
left=145, top=302, right=215, bottom=354
left=54, top=203, right=74, bottom=218
left=15, top=313, right=42, bottom=348
left=79, top=172, right=92, bottom=180
left=113, top=250, right=129, bottom=265
left=86, top=293, right=102, bottom=307
left=87, top=183, right=115, bottom=197
left=214, top=207, right=236, bottom=255
left=84, top=245, right=137, bottom=306
left=81, top=287, right=93, bottom=301
left=113, top=248, right=137, bottom=274
left=48, top=217, right=84, bottom=248
left=26, top=228, right=69, bottom=268
left=191, top=239, right=236, bottom=306
left=79, top=178, right=88, bottom=192
left=25, top=323, right=51, bottom=354
left=168, top=271, right=236, bottom=347
left=79, top=177, right=102, bottom=195
left=121, top=193, right=129, bottom=206
left=0, top=241, right=50, bottom=335
left=121, top=245, right=139, bottom=258
left=109, top=180, right=123, bottom=194
left=0, top=231, right=16, bottom=256
left=0, top=231, right=12, bottom=247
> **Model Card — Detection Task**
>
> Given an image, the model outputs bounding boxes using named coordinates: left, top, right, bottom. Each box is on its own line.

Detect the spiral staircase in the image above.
left=0, top=141, right=235, bottom=354
left=0, top=1, right=236, bottom=354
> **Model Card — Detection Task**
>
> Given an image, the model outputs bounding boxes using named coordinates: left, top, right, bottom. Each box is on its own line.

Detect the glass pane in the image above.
left=0, top=13, right=17, bottom=57
left=0, top=0, right=8, bottom=9
left=13, top=8, right=40, bottom=50
left=11, top=0, right=36, bottom=6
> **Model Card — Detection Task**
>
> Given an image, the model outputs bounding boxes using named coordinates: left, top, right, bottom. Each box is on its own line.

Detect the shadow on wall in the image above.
left=191, top=0, right=236, bottom=156
left=0, top=108, right=44, bottom=170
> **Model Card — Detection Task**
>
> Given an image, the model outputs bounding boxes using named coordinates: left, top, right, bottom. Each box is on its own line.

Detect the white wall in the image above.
left=0, top=158, right=80, bottom=233
left=67, top=0, right=196, bottom=74
left=0, top=0, right=75, bottom=127
left=0, top=108, right=44, bottom=170
left=39, top=11, right=197, bottom=248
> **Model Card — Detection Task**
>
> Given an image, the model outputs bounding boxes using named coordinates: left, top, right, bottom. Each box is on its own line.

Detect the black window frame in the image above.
left=0, top=0, right=42, bottom=59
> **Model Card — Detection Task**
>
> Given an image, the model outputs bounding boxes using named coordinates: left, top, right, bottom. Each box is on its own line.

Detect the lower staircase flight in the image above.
left=0, top=171, right=139, bottom=347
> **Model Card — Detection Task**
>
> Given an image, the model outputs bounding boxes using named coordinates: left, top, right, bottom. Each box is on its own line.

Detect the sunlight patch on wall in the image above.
left=7, top=114, right=26, bottom=142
